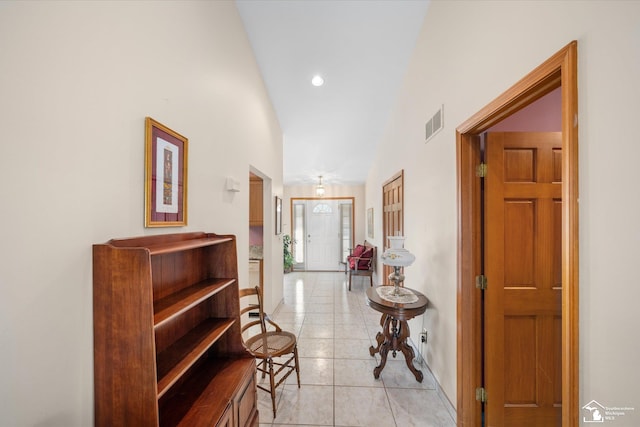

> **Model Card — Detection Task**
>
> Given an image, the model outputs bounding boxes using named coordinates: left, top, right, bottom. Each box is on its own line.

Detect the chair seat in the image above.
left=245, top=331, right=297, bottom=358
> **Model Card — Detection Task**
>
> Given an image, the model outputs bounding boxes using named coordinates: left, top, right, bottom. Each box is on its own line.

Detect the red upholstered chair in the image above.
left=346, top=242, right=376, bottom=291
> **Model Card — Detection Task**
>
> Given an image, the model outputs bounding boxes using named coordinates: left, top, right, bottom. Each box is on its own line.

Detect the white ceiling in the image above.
left=236, top=0, right=430, bottom=186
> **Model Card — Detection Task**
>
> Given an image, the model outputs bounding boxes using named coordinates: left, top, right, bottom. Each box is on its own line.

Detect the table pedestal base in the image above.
left=369, top=314, right=423, bottom=382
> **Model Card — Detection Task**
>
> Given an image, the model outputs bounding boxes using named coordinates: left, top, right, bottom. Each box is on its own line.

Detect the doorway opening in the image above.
left=456, top=41, right=578, bottom=425
left=249, top=168, right=276, bottom=311
left=291, top=197, right=354, bottom=271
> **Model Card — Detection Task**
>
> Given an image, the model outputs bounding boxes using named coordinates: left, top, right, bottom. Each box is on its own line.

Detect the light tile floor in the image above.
left=256, top=271, right=456, bottom=427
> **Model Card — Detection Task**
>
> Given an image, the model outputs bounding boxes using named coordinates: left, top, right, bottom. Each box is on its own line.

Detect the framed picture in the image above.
left=144, top=117, right=188, bottom=227
left=367, top=207, right=374, bottom=238
left=275, top=196, right=282, bottom=235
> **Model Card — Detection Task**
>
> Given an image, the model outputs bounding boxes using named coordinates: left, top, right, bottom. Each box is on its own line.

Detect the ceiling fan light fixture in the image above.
left=311, top=75, right=324, bottom=87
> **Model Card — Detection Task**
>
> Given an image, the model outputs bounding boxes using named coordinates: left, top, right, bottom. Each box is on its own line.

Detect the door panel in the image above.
left=504, top=200, right=534, bottom=286
left=504, top=315, right=536, bottom=404
left=485, top=132, right=562, bottom=426
left=306, top=200, right=340, bottom=270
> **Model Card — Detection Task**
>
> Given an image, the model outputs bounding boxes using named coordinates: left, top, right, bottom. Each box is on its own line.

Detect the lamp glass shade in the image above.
left=381, top=236, right=415, bottom=267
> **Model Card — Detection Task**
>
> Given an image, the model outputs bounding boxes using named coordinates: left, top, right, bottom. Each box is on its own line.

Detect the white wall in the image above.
left=367, top=0, right=640, bottom=421
left=0, top=1, right=282, bottom=426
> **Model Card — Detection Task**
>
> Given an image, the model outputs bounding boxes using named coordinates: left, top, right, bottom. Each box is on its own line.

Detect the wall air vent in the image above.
left=425, top=105, right=444, bottom=143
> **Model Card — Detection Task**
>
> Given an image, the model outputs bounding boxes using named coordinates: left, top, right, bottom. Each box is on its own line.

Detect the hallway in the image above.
left=256, top=271, right=455, bottom=426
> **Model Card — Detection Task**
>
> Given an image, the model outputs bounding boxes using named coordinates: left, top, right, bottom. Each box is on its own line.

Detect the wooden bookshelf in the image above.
left=93, top=232, right=258, bottom=427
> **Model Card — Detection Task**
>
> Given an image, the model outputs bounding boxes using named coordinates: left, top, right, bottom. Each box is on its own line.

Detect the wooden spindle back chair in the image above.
left=239, top=286, right=300, bottom=418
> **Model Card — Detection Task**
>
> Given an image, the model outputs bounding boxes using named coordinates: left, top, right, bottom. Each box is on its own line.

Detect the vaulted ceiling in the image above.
left=236, top=0, right=430, bottom=186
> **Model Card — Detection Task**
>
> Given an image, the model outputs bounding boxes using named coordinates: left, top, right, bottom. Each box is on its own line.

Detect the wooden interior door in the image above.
left=382, top=171, right=404, bottom=284
left=484, top=132, right=562, bottom=426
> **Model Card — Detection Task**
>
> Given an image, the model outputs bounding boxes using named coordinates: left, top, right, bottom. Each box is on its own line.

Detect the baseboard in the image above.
left=409, top=338, right=458, bottom=424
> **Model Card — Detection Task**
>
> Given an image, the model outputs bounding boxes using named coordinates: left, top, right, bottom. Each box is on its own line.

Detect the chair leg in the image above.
left=293, top=345, right=301, bottom=388
left=369, top=274, right=373, bottom=287
left=268, top=357, right=277, bottom=418
left=348, top=272, right=352, bottom=291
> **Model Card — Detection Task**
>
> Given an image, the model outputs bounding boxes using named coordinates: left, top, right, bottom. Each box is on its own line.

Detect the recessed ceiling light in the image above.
left=311, top=75, right=324, bottom=87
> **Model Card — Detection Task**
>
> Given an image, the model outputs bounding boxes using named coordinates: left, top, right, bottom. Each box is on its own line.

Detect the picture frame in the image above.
left=144, top=117, right=188, bottom=227
left=367, top=207, right=374, bottom=238
left=275, top=196, right=282, bottom=235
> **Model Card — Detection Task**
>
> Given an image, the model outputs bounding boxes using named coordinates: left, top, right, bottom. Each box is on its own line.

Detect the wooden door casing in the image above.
left=290, top=197, right=355, bottom=271
left=484, top=132, right=562, bottom=426
left=456, top=41, right=578, bottom=426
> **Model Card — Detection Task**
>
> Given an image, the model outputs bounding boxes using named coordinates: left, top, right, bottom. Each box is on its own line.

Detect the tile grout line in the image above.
left=274, top=272, right=452, bottom=427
